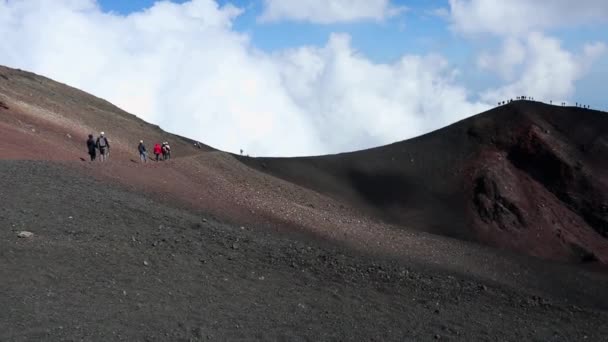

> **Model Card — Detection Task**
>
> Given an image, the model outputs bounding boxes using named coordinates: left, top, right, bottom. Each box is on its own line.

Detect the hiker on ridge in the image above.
left=153, top=142, right=162, bottom=161
left=138, top=140, right=147, bottom=163
left=86, top=134, right=96, bottom=161
left=96, top=132, right=110, bottom=162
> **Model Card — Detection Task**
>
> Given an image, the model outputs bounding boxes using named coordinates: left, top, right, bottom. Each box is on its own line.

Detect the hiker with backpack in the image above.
left=96, top=132, right=110, bottom=162
left=86, top=134, right=96, bottom=161
left=162, top=142, right=171, bottom=160
left=153, top=143, right=162, bottom=161
left=138, top=140, right=147, bottom=163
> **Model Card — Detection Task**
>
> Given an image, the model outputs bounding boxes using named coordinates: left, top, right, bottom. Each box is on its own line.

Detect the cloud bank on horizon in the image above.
left=0, top=0, right=606, bottom=156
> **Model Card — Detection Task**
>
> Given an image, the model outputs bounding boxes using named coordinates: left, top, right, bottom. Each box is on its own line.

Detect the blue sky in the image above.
left=1, top=0, right=607, bottom=155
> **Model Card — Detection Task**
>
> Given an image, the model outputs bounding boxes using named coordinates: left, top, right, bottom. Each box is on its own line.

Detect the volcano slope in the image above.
left=3, top=160, right=608, bottom=341
left=2, top=65, right=608, bottom=340
left=242, top=101, right=608, bottom=266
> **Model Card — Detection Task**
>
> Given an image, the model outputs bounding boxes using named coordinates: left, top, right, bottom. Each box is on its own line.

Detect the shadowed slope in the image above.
left=241, top=101, right=608, bottom=265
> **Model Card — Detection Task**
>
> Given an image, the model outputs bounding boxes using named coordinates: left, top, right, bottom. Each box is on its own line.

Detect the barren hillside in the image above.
left=1, top=65, right=608, bottom=340
left=242, top=101, right=608, bottom=265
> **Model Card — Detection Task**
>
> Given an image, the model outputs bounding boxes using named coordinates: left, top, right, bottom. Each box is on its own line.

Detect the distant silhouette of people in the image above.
left=138, top=140, right=147, bottom=163
left=96, top=132, right=110, bottom=162
left=86, top=134, right=96, bottom=161
left=153, top=143, right=162, bottom=161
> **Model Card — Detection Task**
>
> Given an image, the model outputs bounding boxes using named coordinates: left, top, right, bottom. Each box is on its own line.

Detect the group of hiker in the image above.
left=497, top=96, right=596, bottom=110
left=86, top=131, right=171, bottom=163
left=138, top=140, right=171, bottom=162
left=86, top=132, right=110, bottom=162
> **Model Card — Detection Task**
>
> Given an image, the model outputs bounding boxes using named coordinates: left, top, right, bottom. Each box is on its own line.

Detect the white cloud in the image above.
left=273, top=34, right=487, bottom=152
left=479, top=33, right=606, bottom=104
left=0, top=0, right=490, bottom=157
left=446, top=0, right=607, bottom=105
left=477, top=37, right=526, bottom=80
left=258, top=0, right=406, bottom=24
left=448, top=0, right=608, bottom=36
left=428, top=7, right=449, bottom=19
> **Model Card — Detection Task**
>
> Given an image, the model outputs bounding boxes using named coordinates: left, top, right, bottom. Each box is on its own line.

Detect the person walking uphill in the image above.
left=153, top=143, right=162, bottom=161
left=162, top=142, right=171, bottom=160
left=138, top=140, right=147, bottom=163
left=86, top=134, right=96, bottom=161
left=96, top=132, right=110, bottom=162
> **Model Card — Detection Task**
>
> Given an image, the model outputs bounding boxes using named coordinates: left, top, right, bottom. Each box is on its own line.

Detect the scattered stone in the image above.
left=434, top=334, right=441, bottom=340
left=232, top=243, right=239, bottom=250
left=202, top=218, right=207, bottom=223
left=258, top=276, right=265, bottom=280
left=479, top=285, right=488, bottom=291
left=66, top=133, right=72, bottom=139
left=192, top=327, right=203, bottom=338
left=143, top=261, right=149, bottom=266
left=17, top=231, right=34, bottom=238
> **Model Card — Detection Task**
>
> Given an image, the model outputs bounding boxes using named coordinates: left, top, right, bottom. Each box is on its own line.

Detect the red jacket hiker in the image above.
left=153, top=143, right=162, bottom=161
